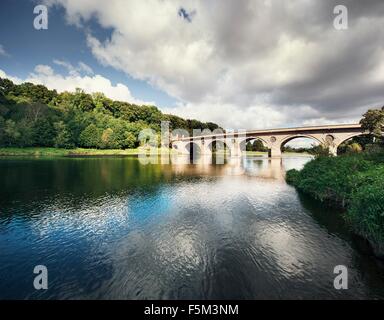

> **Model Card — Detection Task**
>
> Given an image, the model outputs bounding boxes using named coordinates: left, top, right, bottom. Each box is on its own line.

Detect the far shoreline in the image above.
left=0, top=147, right=312, bottom=158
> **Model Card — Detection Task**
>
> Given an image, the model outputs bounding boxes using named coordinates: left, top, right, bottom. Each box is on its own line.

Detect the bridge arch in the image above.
left=206, top=139, right=231, bottom=155
left=279, top=134, right=322, bottom=154
left=335, top=133, right=375, bottom=154
left=240, top=136, right=269, bottom=153
left=185, top=141, right=202, bottom=158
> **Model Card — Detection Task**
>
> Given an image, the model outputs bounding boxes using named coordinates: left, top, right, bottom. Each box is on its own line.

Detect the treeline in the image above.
left=245, top=140, right=268, bottom=152
left=0, top=77, right=220, bottom=149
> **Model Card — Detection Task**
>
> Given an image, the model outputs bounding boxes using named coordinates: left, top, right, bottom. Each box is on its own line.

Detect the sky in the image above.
left=1, top=0, right=384, bottom=132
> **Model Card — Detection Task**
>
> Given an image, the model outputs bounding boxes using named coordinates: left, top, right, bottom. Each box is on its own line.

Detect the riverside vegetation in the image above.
left=286, top=106, right=384, bottom=258
left=0, top=77, right=219, bottom=151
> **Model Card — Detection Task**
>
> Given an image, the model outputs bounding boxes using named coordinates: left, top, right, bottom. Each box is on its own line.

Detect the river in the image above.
left=0, top=155, right=383, bottom=299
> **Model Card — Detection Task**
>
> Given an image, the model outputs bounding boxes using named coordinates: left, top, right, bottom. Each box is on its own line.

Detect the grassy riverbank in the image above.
left=0, top=147, right=312, bottom=157
left=286, top=151, right=384, bottom=258
left=0, top=147, right=177, bottom=157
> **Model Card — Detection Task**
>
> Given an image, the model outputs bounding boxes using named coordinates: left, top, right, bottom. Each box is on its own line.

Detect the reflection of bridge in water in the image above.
left=161, top=154, right=313, bottom=180
left=171, top=124, right=366, bottom=157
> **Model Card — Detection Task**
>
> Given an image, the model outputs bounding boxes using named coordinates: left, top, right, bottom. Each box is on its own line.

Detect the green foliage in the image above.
left=123, top=132, right=136, bottom=149
left=54, top=121, right=74, bottom=149
left=338, top=135, right=375, bottom=154
left=4, top=119, right=21, bottom=146
left=32, top=118, right=56, bottom=147
left=79, top=124, right=102, bottom=148
left=286, top=151, right=384, bottom=249
left=360, top=106, right=384, bottom=138
left=246, top=139, right=268, bottom=152
left=0, top=78, right=15, bottom=94
left=285, top=169, right=300, bottom=185
left=308, top=144, right=331, bottom=158
left=0, top=116, right=5, bottom=145
left=348, top=167, right=384, bottom=245
left=0, top=77, right=220, bottom=149
left=101, top=128, right=115, bottom=149
left=346, top=142, right=363, bottom=154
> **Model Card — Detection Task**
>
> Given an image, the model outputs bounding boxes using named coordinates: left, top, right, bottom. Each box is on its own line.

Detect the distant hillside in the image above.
left=0, top=77, right=220, bottom=149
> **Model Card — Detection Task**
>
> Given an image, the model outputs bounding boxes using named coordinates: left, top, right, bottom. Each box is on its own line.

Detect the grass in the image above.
left=282, top=151, right=312, bottom=157
left=243, top=151, right=267, bottom=156
left=0, top=147, right=313, bottom=157
left=0, top=147, right=177, bottom=157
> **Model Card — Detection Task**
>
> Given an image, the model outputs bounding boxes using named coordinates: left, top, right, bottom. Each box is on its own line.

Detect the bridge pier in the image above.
left=268, top=147, right=281, bottom=158
left=328, top=145, right=338, bottom=156
left=230, top=140, right=242, bottom=157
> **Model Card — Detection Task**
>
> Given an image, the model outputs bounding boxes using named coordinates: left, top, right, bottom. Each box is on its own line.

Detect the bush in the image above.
left=288, top=154, right=371, bottom=207
left=285, top=169, right=300, bottom=185
left=346, top=143, right=363, bottom=154
left=308, top=145, right=330, bottom=158
left=348, top=172, right=384, bottom=246
left=287, top=151, right=384, bottom=256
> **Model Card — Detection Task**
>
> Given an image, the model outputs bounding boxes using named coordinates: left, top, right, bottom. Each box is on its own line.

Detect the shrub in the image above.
left=287, top=151, right=384, bottom=256
left=346, top=143, right=363, bottom=154
left=285, top=169, right=300, bottom=185
left=288, top=154, right=371, bottom=207
left=347, top=172, right=384, bottom=245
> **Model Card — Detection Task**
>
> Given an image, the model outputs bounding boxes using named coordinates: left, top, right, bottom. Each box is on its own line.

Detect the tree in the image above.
left=252, top=140, right=266, bottom=152
left=246, top=139, right=267, bottom=152
left=360, top=107, right=384, bottom=138
left=79, top=124, right=102, bottom=148
left=92, top=92, right=113, bottom=114
left=346, top=143, right=363, bottom=154
left=32, top=118, right=56, bottom=147
left=70, top=88, right=95, bottom=112
left=54, top=121, right=74, bottom=149
left=101, top=128, right=115, bottom=149
left=26, top=102, right=46, bottom=122
left=0, top=76, right=221, bottom=150
left=0, top=77, right=15, bottom=95
left=123, top=132, right=136, bottom=149
left=309, top=144, right=331, bottom=158
left=17, top=119, right=34, bottom=147
left=4, top=119, right=21, bottom=146
left=0, top=116, right=6, bottom=145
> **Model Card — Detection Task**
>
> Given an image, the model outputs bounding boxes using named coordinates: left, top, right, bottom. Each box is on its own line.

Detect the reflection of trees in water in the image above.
left=0, top=156, right=309, bottom=219
left=296, top=192, right=348, bottom=238
left=296, top=191, right=384, bottom=292
left=0, top=157, right=204, bottom=216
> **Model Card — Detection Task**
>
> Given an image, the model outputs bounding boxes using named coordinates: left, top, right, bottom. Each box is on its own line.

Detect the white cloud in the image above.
left=162, top=102, right=285, bottom=130
left=53, top=59, right=94, bottom=76
left=0, top=44, right=9, bottom=57
left=0, top=69, right=22, bottom=84
left=1, top=64, right=151, bottom=106
left=30, top=1, right=384, bottom=127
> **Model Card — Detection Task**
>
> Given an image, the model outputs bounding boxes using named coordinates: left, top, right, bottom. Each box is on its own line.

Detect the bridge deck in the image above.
left=173, top=123, right=362, bottom=142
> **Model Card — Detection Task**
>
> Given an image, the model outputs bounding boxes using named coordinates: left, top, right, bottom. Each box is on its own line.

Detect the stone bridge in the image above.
left=171, top=124, right=366, bottom=157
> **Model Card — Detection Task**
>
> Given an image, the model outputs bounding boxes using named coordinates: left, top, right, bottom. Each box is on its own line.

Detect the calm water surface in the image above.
left=0, top=155, right=383, bottom=299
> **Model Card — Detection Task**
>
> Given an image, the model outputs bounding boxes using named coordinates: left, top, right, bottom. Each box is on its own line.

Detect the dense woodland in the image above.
left=0, top=77, right=220, bottom=149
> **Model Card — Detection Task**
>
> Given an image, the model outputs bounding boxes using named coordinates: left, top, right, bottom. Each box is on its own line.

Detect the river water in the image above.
left=0, top=155, right=383, bottom=299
